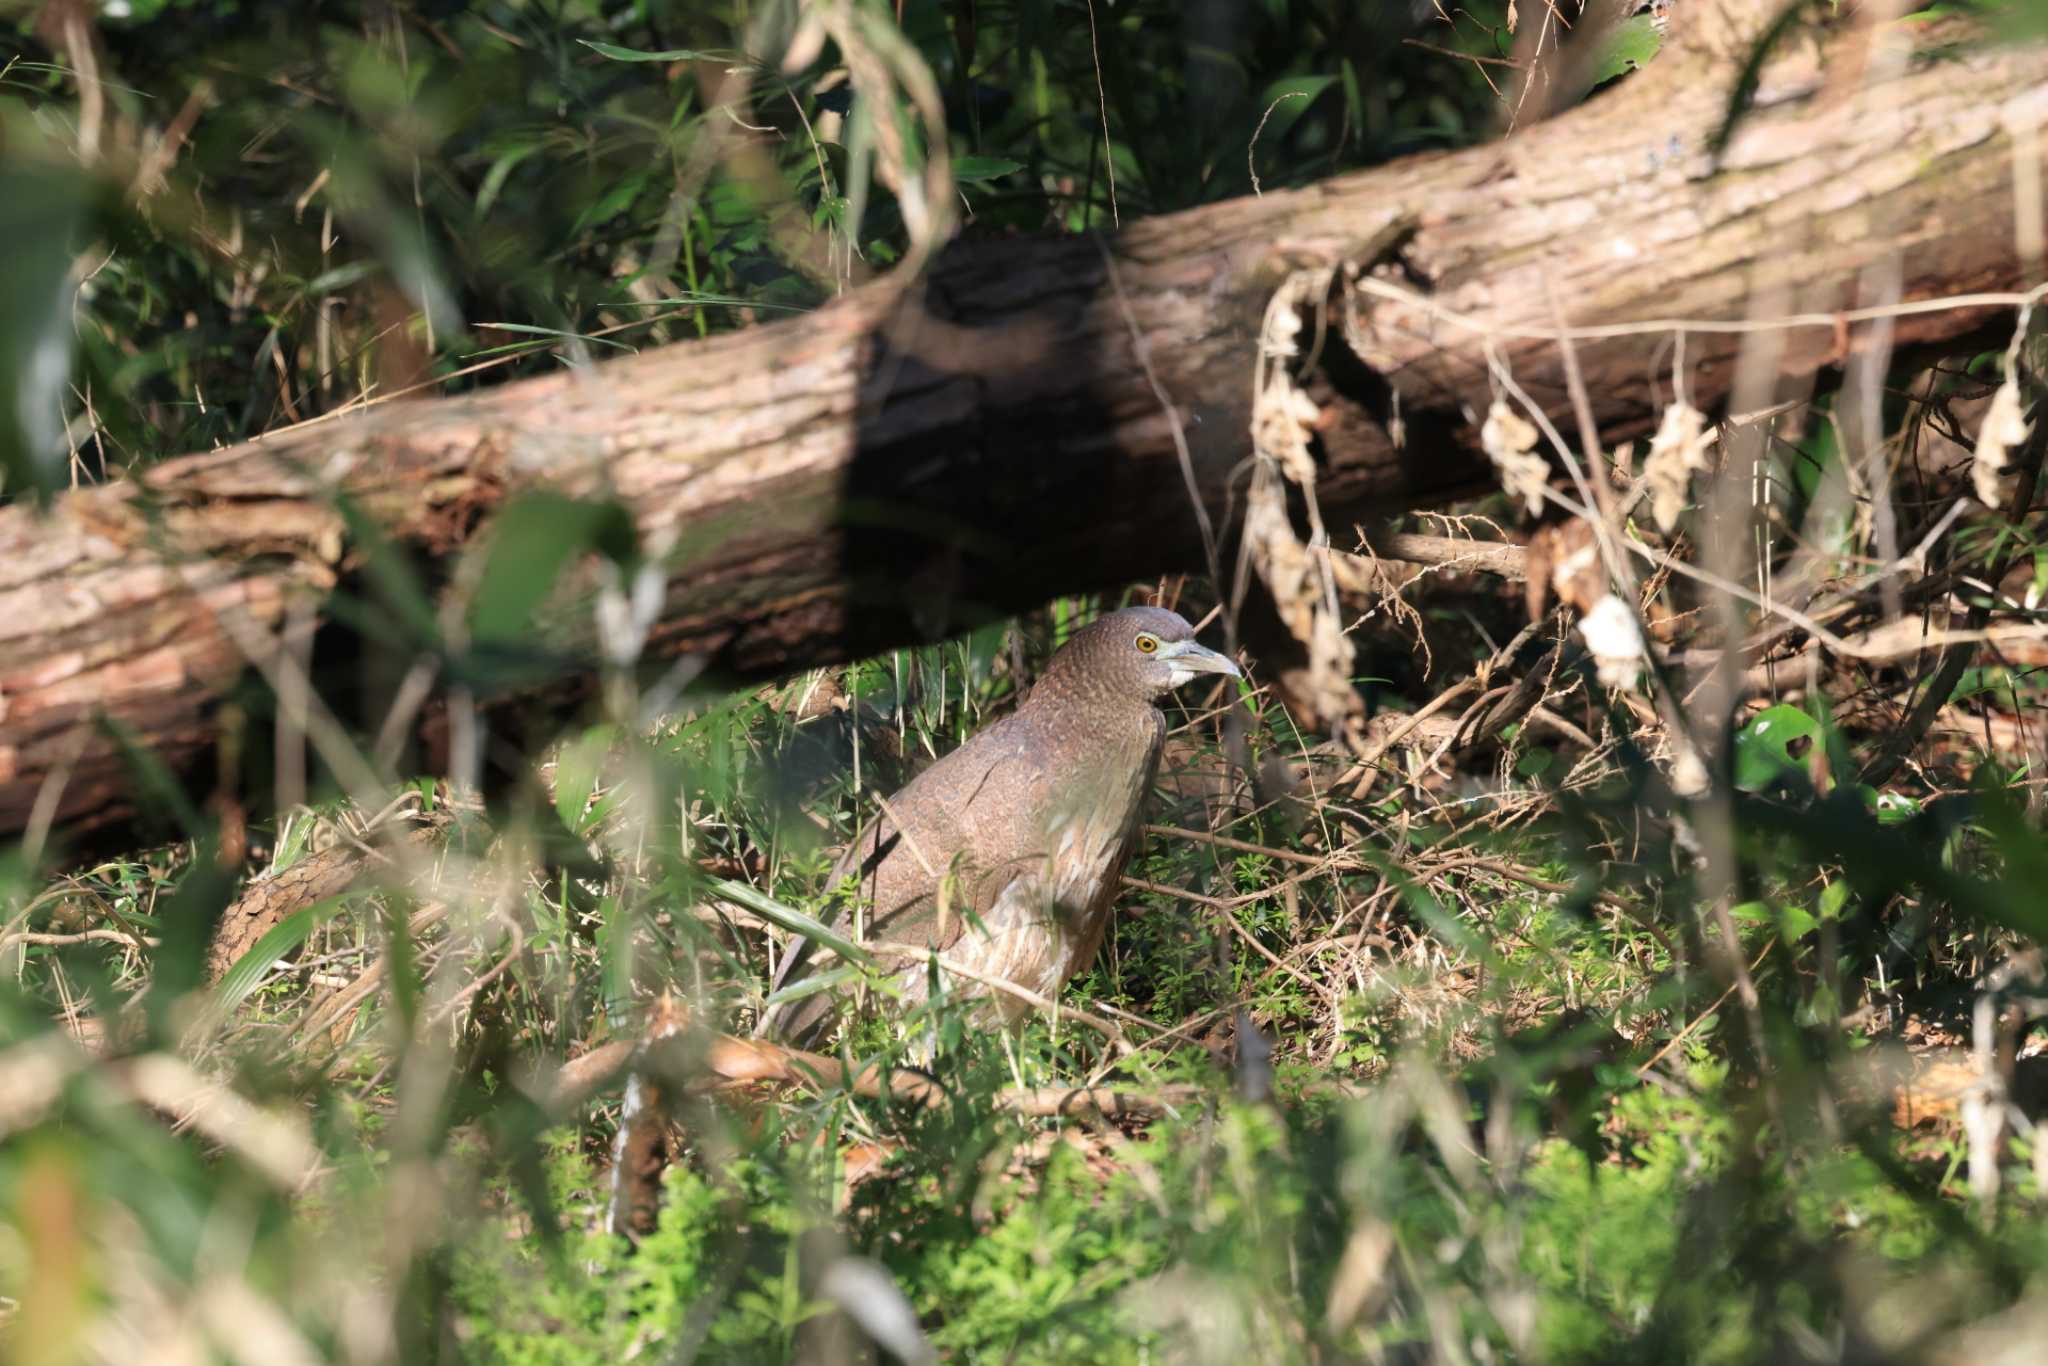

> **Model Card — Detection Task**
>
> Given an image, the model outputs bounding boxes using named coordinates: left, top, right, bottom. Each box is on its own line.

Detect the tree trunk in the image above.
left=2, top=19, right=2041, bottom=835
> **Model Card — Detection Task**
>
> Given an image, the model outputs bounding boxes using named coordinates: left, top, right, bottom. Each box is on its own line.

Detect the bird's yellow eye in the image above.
left=1134, top=633, right=1159, bottom=654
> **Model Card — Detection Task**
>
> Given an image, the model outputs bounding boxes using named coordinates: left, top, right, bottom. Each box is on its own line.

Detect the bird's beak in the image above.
left=1160, top=640, right=1243, bottom=679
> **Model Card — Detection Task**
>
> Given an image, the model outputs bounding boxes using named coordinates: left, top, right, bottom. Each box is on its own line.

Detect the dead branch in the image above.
left=546, top=1029, right=1209, bottom=1120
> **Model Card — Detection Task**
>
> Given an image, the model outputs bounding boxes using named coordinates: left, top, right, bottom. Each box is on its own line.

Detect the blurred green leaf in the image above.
left=580, top=40, right=734, bottom=63
left=1779, top=902, right=1819, bottom=942
left=468, top=493, right=639, bottom=646
left=145, top=856, right=238, bottom=1040
left=0, top=168, right=90, bottom=500
left=759, top=963, right=863, bottom=1010
left=211, top=896, right=353, bottom=1018
left=553, top=725, right=619, bottom=837
left=568, top=168, right=655, bottom=238
left=952, top=155, right=1024, bottom=184
left=1993, top=1, right=2048, bottom=41
left=328, top=494, right=444, bottom=654
left=712, top=878, right=875, bottom=968
left=465, top=323, right=637, bottom=360
left=1819, top=879, right=1850, bottom=920
left=301, top=260, right=380, bottom=297
left=474, top=143, right=541, bottom=219
left=1587, top=14, right=1662, bottom=87
left=298, top=113, right=464, bottom=343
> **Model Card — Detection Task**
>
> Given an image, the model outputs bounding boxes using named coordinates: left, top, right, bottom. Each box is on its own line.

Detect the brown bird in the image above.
left=758, top=606, right=1242, bottom=1044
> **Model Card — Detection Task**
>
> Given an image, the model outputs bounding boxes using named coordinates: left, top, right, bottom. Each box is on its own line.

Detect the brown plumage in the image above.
left=758, top=606, right=1241, bottom=1044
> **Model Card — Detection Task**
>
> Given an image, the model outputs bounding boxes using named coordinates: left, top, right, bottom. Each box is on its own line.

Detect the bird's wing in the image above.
left=758, top=722, right=1009, bottom=1036
left=934, top=721, right=1061, bottom=944
left=758, top=710, right=1069, bottom=1040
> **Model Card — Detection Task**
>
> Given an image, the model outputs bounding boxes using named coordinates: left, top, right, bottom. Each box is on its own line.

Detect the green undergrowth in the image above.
left=437, top=1032, right=2048, bottom=1363
left=8, top=602, right=2048, bottom=1360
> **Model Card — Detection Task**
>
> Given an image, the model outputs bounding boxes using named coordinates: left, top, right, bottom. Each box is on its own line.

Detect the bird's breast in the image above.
left=889, top=707, right=1165, bottom=1022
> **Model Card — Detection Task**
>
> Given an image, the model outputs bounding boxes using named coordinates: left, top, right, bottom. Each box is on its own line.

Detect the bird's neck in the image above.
left=1024, top=672, right=1162, bottom=727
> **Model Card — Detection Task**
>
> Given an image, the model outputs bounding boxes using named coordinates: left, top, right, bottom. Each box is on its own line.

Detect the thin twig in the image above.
left=0, top=928, right=160, bottom=951
left=1081, top=0, right=1118, bottom=227
left=1249, top=92, right=1310, bottom=196
left=1400, top=37, right=1526, bottom=69
left=1096, top=235, right=1224, bottom=598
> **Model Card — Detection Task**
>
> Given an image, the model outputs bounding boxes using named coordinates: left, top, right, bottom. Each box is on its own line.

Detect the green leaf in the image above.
left=759, top=964, right=864, bottom=1011
left=1730, top=898, right=1814, bottom=942
left=1587, top=14, right=1662, bottom=87
left=466, top=322, right=636, bottom=359
left=952, top=155, right=1024, bottom=184
left=302, top=260, right=380, bottom=297
left=579, top=40, right=733, bottom=63
left=1994, top=0, right=2048, bottom=41
left=99, top=714, right=206, bottom=839
left=328, top=493, right=444, bottom=653
left=146, top=855, right=239, bottom=1041
left=211, top=896, right=353, bottom=1017
left=0, top=168, right=90, bottom=500
left=1733, top=703, right=1820, bottom=792
left=1777, top=903, right=1819, bottom=943
left=553, top=725, right=619, bottom=837
left=568, top=168, right=653, bottom=237
left=597, top=897, right=634, bottom=1032
left=475, top=144, right=542, bottom=218
left=301, top=113, right=464, bottom=344
left=1819, top=880, right=1851, bottom=921
left=468, top=493, right=639, bottom=645
left=271, top=814, right=320, bottom=873
left=711, top=878, right=875, bottom=968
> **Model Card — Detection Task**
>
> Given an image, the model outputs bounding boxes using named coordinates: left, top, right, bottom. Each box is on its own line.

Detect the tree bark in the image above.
left=2, top=19, right=2042, bottom=835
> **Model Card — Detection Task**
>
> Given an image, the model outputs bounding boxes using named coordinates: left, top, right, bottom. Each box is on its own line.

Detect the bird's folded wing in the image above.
left=756, top=715, right=1047, bottom=1039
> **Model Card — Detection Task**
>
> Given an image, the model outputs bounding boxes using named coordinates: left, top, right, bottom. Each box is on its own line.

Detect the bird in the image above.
left=757, top=605, right=1242, bottom=1045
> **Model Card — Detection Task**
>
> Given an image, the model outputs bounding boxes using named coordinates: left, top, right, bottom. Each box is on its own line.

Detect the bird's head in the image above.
left=1046, top=605, right=1243, bottom=703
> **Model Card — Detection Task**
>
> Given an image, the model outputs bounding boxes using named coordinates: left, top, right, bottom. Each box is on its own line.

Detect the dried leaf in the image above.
left=1643, top=401, right=1712, bottom=532
left=1668, top=745, right=1710, bottom=797
left=1252, top=373, right=1321, bottom=484
left=1481, top=401, right=1548, bottom=516
left=1532, top=518, right=1603, bottom=616
left=1246, top=269, right=1364, bottom=739
left=1577, top=592, right=1647, bottom=691
left=1972, top=376, right=2031, bottom=509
